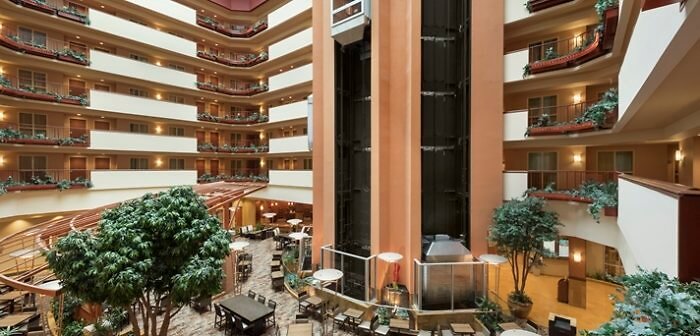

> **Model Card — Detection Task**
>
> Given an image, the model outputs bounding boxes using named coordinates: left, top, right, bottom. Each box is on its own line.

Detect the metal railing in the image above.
left=413, top=259, right=487, bottom=311
left=320, top=244, right=377, bottom=302
left=527, top=101, right=591, bottom=126
left=528, top=28, right=598, bottom=63
left=0, top=27, right=90, bottom=61
left=0, top=122, right=89, bottom=144
left=0, top=73, right=89, bottom=103
left=198, top=169, right=268, bottom=183
left=0, top=169, right=90, bottom=185
left=331, top=0, right=365, bottom=26
left=197, top=110, right=269, bottom=124
left=527, top=170, right=619, bottom=191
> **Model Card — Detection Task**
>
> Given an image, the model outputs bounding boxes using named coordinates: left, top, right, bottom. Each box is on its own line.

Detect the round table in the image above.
left=501, top=330, right=539, bottom=336
left=287, top=218, right=303, bottom=232
left=479, top=254, right=507, bottom=300
left=378, top=252, right=403, bottom=288
left=230, top=241, right=250, bottom=251
left=289, top=232, right=309, bottom=270
left=288, top=232, right=309, bottom=240
left=36, top=280, right=62, bottom=291
left=230, top=241, right=250, bottom=293
left=262, top=212, right=276, bottom=224
left=313, top=269, right=344, bottom=335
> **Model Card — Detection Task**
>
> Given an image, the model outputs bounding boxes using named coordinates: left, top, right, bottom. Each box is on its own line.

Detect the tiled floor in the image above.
left=168, top=237, right=354, bottom=336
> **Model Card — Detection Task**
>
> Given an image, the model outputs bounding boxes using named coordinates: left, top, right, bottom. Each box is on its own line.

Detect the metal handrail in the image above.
left=331, top=0, right=365, bottom=26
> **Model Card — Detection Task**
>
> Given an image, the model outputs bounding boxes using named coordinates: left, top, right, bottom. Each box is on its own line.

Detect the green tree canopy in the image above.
left=586, top=269, right=700, bottom=336
left=489, top=196, right=561, bottom=303
left=46, top=186, right=231, bottom=336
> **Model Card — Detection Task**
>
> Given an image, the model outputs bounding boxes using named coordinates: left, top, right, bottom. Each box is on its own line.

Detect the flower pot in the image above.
left=21, top=44, right=56, bottom=59
left=20, top=0, right=56, bottom=15
left=57, top=10, right=88, bottom=24
left=22, top=91, right=56, bottom=102
left=57, top=54, right=89, bottom=65
left=507, top=298, right=533, bottom=320
left=604, top=206, right=618, bottom=217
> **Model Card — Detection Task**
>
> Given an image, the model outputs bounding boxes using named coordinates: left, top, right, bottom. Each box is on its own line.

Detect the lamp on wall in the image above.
left=675, top=149, right=683, bottom=162
left=573, top=252, right=582, bottom=263
left=0, top=156, right=4, bottom=167
left=155, top=126, right=162, bottom=134
left=0, top=111, right=4, bottom=121
left=260, top=158, right=265, bottom=167
left=155, top=158, right=163, bottom=167
left=572, top=94, right=582, bottom=104
left=155, top=93, right=162, bottom=100
left=573, top=154, right=583, bottom=164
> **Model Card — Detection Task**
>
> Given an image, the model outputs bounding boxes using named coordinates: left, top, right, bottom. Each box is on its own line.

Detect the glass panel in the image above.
left=18, top=70, right=33, bottom=89
left=542, top=152, right=558, bottom=170
left=558, top=239, right=570, bottom=257
left=33, top=32, right=47, bottom=47
left=33, top=73, right=47, bottom=92
left=528, top=42, right=542, bottom=62
left=597, top=152, right=615, bottom=171
left=528, top=152, right=541, bottom=170
left=615, top=151, right=633, bottom=173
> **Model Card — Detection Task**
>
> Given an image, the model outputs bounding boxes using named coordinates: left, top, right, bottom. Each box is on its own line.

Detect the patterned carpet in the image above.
left=168, top=237, right=354, bottom=336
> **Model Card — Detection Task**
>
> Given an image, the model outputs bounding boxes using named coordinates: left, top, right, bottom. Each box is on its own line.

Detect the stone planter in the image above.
left=507, top=298, right=533, bottom=320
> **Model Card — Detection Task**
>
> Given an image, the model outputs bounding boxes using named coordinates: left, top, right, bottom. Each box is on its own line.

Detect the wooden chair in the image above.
left=266, top=300, right=277, bottom=327
left=373, top=324, right=390, bottom=336
left=257, top=295, right=266, bottom=305
left=332, top=307, right=348, bottom=332
left=297, top=291, right=310, bottom=312
left=213, top=304, right=226, bottom=329
left=358, top=314, right=378, bottom=335
left=247, top=290, right=256, bottom=299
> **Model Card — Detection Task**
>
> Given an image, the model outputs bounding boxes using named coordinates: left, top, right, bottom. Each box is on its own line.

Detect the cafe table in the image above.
left=344, top=308, right=363, bottom=324
left=390, top=318, right=410, bottom=334
left=287, top=322, right=312, bottom=336
left=0, top=312, right=34, bottom=328
left=450, top=323, right=475, bottom=335
left=499, top=322, right=522, bottom=331
left=219, top=295, right=274, bottom=335
left=500, top=330, right=539, bottom=336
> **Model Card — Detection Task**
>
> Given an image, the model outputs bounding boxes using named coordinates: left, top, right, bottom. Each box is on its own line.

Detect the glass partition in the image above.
left=320, top=244, right=377, bottom=302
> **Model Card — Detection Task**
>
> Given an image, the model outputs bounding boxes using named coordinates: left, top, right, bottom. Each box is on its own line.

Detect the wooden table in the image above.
left=0, top=312, right=34, bottom=328
left=499, top=322, right=522, bottom=331
left=451, top=323, right=475, bottom=335
left=390, top=318, right=410, bottom=332
left=305, top=296, right=324, bottom=307
left=286, top=323, right=312, bottom=336
left=219, top=295, right=274, bottom=335
left=0, top=291, right=26, bottom=302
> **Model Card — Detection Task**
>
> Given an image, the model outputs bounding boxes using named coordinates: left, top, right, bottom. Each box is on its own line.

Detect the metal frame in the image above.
left=320, top=244, right=377, bottom=302
left=330, top=0, right=366, bottom=26
left=412, top=258, right=487, bottom=311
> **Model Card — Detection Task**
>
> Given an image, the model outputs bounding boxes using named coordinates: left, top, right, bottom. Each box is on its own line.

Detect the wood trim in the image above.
left=618, top=174, right=700, bottom=198
left=642, top=0, right=681, bottom=11
left=678, top=194, right=700, bottom=282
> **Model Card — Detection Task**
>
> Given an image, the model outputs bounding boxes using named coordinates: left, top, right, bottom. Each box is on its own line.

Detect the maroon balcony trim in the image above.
left=642, top=0, right=681, bottom=11
left=602, top=7, right=619, bottom=51
left=5, top=184, right=87, bottom=192
left=530, top=32, right=604, bottom=74
left=196, top=17, right=268, bottom=38
left=56, top=10, right=88, bottom=24
left=19, top=0, right=55, bottom=14
left=527, top=0, right=575, bottom=13
left=57, top=54, right=89, bottom=66
left=0, top=35, right=90, bottom=66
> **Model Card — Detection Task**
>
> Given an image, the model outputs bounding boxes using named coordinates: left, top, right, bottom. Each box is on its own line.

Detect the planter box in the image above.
left=57, top=10, right=88, bottom=24
left=60, top=97, right=85, bottom=105
left=8, top=138, right=59, bottom=146
left=6, top=184, right=57, bottom=192
left=216, top=87, right=240, bottom=95
left=529, top=192, right=592, bottom=203
left=215, top=25, right=234, bottom=36
left=0, top=35, right=23, bottom=51
left=604, top=206, right=618, bottom=217
left=527, top=0, right=575, bottom=12
left=0, top=86, right=26, bottom=98
left=530, top=33, right=603, bottom=74
left=602, top=7, right=619, bottom=51
left=21, top=44, right=56, bottom=59
left=528, top=121, right=596, bottom=136
left=57, top=54, right=89, bottom=65
left=196, top=18, right=217, bottom=30
left=22, top=91, right=57, bottom=102
left=197, top=51, right=217, bottom=62
left=220, top=119, right=256, bottom=125
left=231, top=149, right=255, bottom=154
left=198, top=148, right=216, bottom=153
left=20, top=0, right=56, bottom=15
left=196, top=83, right=218, bottom=92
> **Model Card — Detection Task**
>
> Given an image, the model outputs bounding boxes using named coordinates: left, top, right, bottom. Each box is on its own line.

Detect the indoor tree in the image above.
left=489, top=196, right=561, bottom=318
left=585, top=269, right=700, bottom=336
left=46, top=186, right=231, bottom=336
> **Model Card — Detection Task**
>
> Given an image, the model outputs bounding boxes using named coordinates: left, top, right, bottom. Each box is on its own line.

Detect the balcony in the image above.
left=0, top=169, right=92, bottom=194
left=268, top=0, right=312, bottom=29
left=269, top=170, right=312, bottom=188
left=269, top=100, right=308, bottom=123
left=198, top=168, right=268, bottom=184
left=123, top=0, right=196, bottom=25
left=0, top=123, right=89, bottom=147
left=90, top=9, right=196, bottom=56
left=90, top=170, right=197, bottom=190
left=269, top=27, right=312, bottom=61
left=269, top=135, right=309, bottom=154
left=196, top=16, right=268, bottom=38
left=504, top=89, right=619, bottom=140
left=0, top=27, right=90, bottom=66
left=506, top=0, right=576, bottom=23
left=196, top=81, right=268, bottom=96
left=88, top=90, right=197, bottom=122
left=89, top=130, right=197, bottom=153
left=197, top=141, right=268, bottom=154
left=268, top=63, right=312, bottom=91
left=6, top=0, right=89, bottom=25
left=196, top=49, right=268, bottom=68
left=89, top=50, right=196, bottom=89
left=0, top=74, right=89, bottom=106
left=330, top=0, right=370, bottom=45
left=197, top=110, right=268, bottom=125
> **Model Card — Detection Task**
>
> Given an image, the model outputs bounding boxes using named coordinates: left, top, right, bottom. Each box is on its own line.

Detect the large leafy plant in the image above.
left=46, top=186, right=231, bottom=336
left=570, top=181, right=618, bottom=222
left=595, top=0, right=619, bottom=17
left=575, top=88, right=618, bottom=127
left=584, top=269, right=700, bottom=336
left=489, top=196, right=561, bottom=304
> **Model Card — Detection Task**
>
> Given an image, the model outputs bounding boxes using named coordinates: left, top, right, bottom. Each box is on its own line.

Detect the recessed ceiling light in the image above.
left=202, top=39, right=206, bottom=42
left=200, top=68, right=204, bottom=71
left=76, top=75, right=81, bottom=78
left=75, top=35, right=80, bottom=39
left=100, top=116, right=105, bottom=119
left=77, top=114, right=82, bottom=116
left=100, top=5, right=104, bottom=8
left=201, top=9, right=204, bottom=12
left=99, top=42, right=104, bottom=45
left=288, top=96, right=292, bottom=99
left=290, top=65, right=294, bottom=68
left=100, top=79, right=104, bottom=82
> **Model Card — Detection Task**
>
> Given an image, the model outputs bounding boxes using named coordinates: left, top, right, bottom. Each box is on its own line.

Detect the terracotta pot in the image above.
left=507, top=298, right=533, bottom=320
left=604, top=206, right=618, bottom=217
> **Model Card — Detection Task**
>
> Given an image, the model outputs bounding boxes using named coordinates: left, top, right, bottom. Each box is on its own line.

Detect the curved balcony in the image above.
left=196, top=16, right=268, bottom=38
left=524, top=29, right=608, bottom=76
left=527, top=92, right=618, bottom=137
left=197, top=141, right=269, bottom=154
left=195, top=81, right=268, bottom=96
left=0, top=123, right=89, bottom=147
left=0, top=74, right=89, bottom=106
left=0, top=28, right=90, bottom=65
left=197, top=110, right=269, bottom=125
left=0, top=169, right=92, bottom=194
left=6, top=0, right=89, bottom=25
left=196, top=49, right=268, bottom=68
left=198, top=168, right=268, bottom=184
left=526, top=0, right=575, bottom=13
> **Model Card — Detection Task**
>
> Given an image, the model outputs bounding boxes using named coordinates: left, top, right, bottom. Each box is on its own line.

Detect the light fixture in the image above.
left=155, top=126, right=162, bottom=134
left=155, top=61, right=161, bottom=66
left=155, top=158, right=163, bottom=167
left=675, top=149, right=683, bottom=162
left=259, top=205, right=263, bottom=211
left=572, top=94, right=582, bottom=104
left=75, top=35, right=80, bottom=39
left=573, top=252, right=582, bottom=263
left=99, top=41, right=104, bottom=45
left=100, top=5, right=105, bottom=8
left=100, top=116, right=105, bottom=119
left=155, top=93, right=162, bottom=100
left=76, top=74, right=81, bottom=78
left=0, top=156, right=4, bottom=166
left=100, top=79, right=104, bottom=82
left=0, top=111, right=4, bottom=120
left=76, top=113, right=82, bottom=116
left=573, top=154, right=582, bottom=164
left=259, top=132, right=265, bottom=140
left=260, top=158, right=265, bottom=167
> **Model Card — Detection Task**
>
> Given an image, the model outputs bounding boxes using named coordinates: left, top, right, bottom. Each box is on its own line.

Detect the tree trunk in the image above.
left=126, top=306, right=141, bottom=336
left=158, top=297, right=173, bottom=336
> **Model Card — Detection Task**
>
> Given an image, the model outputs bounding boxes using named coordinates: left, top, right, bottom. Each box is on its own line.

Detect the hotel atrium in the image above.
left=0, top=0, right=698, bottom=335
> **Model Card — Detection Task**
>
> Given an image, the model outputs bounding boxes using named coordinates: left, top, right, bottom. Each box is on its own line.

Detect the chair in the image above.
left=295, top=313, right=309, bottom=324
left=266, top=300, right=277, bottom=327
left=213, top=304, right=226, bottom=329
left=358, top=314, right=378, bottom=335
left=418, top=331, right=432, bottom=336
left=257, top=295, right=266, bottom=304
left=332, top=307, right=348, bottom=332
left=373, top=325, right=390, bottom=336
left=247, top=290, right=256, bottom=299
left=440, top=329, right=454, bottom=336
left=297, top=291, right=310, bottom=312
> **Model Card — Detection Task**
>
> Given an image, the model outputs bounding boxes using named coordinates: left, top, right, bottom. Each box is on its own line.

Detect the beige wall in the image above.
left=678, top=136, right=700, bottom=188
left=504, top=84, right=615, bottom=112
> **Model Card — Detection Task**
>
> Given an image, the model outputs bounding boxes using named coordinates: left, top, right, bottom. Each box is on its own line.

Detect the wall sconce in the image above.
left=572, top=94, right=582, bottom=104
left=259, top=205, right=263, bottom=211
left=675, top=149, right=683, bottom=162
left=573, top=252, right=582, bottom=263
left=0, top=111, right=4, bottom=121
left=0, top=156, right=4, bottom=166
left=259, top=132, right=265, bottom=140
left=573, top=154, right=583, bottom=164
left=155, top=126, right=162, bottom=134
left=259, top=105, right=265, bottom=113
left=260, top=159, right=265, bottom=167
left=155, top=158, right=163, bottom=167
left=155, top=93, right=162, bottom=100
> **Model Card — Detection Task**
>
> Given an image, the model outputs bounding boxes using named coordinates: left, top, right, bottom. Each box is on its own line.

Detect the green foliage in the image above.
left=197, top=143, right=217, bottom=151
left=0, top=75, right=10, bottom=87
left=46, top=186, right=231, bottom=336
left=575, top=88, right=618, bottom=126
left=62, top=321, right=85, bottom=336
left=395, top=308, right=409, bottom=320
left=522, top=64, right=531, bottom=78
left=0, top=128, right=22, bottom=142
left=490, top=196, right=561, bottom=303
left=584, top=269, right=700, bottom=336
left=524, top=1, right=533, bottom=13
left=58, top=48, right=90, bottom=64
left=570, top=181, right=618, bottom=222
left=0, top=327, right=22, bottom=336
left=59, top=6, right=91, bottom=24
left=595, top=0, right=619, bottom=17
left=476, top=297, right=504, bottom=334
left=543, top=46, right=558, bottom=60
left=53, top=293, right=83, bottom=328
left=95, top=307, right=128, bottom=336
left=376, top=307, right=391, bottom=325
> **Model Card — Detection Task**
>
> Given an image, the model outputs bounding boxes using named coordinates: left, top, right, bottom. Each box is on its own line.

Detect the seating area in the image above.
left=0, top=287, right=42, bottom=335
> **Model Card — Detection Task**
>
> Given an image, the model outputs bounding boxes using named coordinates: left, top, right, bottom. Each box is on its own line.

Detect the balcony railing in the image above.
left=197, top=111, right=269, bottom=125
left=525, top=0, right=575, bottom=13
left=195, top=81, right=268, bottom=97
left=196, top=48, right=268, bottom=68
left=196, top=16, right=268, bottom=38
left=198, top=169, right=269, bottom=184
left=0, top=27, right=90, bottom=65
left=331, top=0, right=365, bottom=26
left=7, top=0, right=90, bottom=25
left=0, top=74, right=89, bottom=106
left=0, top=169, right=92, bottom=194
left=0, top=122, right=89, bottom=146
left=197, top=142, right=269, bottom=154
left=527, top=170, right=618, bottom=191
left=525, top=90, right=618, bottom=136
left=319, top=244, right=377, bottom=302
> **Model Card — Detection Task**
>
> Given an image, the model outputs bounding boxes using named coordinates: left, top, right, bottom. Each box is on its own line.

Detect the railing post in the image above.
left=450, top=265, right=455, bottom=310
left=364, top=258, right=370, bottom=302
left=340, top=254, right=344, bottom=294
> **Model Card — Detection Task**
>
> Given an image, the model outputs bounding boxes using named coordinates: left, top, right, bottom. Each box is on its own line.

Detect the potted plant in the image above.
left=489, top=195, right=561, bottom=319
left=476, top=298, right=504, bottom=336
left=570, top=181, right=618, bottom=222
left=57, top=6, right=89, bottom=24
left=57, top=48, right=90, bottom=65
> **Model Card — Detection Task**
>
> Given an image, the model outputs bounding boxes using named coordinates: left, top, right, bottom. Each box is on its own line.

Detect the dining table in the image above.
left=286, top=322, right=312, bottom=336
left=389, top=318, right=410, bottom=334
left=0, top=312, right=34, bottom=328
left=219, top=295, right=274, bottom=335
left=450, top=323, right=475, bottom=335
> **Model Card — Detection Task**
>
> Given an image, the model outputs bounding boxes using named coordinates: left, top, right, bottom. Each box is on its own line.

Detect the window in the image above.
left=167, top=94, right=185, bottom=104
left=303, top=158, right=313, bottom=170
left=18, top=155, right=47, bottom=182
left=169, top=159, right=185, bottom=170
left=303, top=128, right=308, bottom=135
left=528, top=38, right=558, bottom=62
left=18, top=113, right=47, bottom=138
left=129, top=158, right=149, bottom=170
left=230, top=160, right=243, bottom=175
left=129, top=53, right=149, bottom=62
left=18, top=70, right=47, bottom=92
left=169, top=127, right=185, bottom=137
left=18, top=27, right=47, bottom=47
left=231, top=133, right=242, bottom=145
left=129, top=88, right=149, bottom=97
left=68, top=79, right=86, bottom=97
left=543, top=238, right=570, bottom=258
left=604, top=246, right=625, bottom=277
left=68, top=41, right=88, bottom=55
left=597, top=151, right=633, bottom=173
left=129, top=123, right=149, bottom=134
left=528, top=151, right=558, bottom=189
left=94, top=47, right=111, bottom=54
left=167, top=63, right=185, bottom=71
left=528, top=95, right=558, bottom=123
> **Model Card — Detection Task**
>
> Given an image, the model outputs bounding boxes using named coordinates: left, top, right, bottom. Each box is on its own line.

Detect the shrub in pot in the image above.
left=489, top=195, right=561, bottom=319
